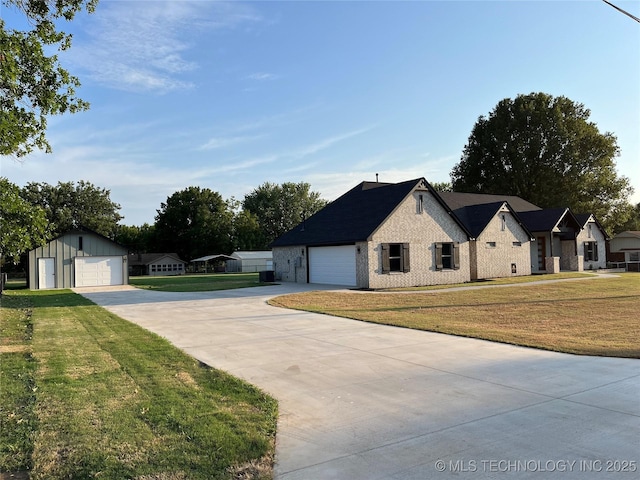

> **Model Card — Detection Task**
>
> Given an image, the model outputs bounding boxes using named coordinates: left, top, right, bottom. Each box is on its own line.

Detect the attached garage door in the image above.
left=309, top=246, right=357, bottom=286
left=74, top=256, right=123, bottom=287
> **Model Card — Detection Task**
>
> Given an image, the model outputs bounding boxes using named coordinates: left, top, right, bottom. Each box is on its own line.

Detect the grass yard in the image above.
left=130, top=273, right=269, bottom=292
left=270, top=273, right=640, bottom=358
left=0, top=289, right=277, bottom=480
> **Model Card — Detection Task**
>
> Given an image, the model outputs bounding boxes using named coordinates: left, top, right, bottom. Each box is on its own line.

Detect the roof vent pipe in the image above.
left=376, top=173, right=379, bottom=182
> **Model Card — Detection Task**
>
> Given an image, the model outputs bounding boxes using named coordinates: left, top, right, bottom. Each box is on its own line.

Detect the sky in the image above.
left=2, top=0, right=639, bottom=226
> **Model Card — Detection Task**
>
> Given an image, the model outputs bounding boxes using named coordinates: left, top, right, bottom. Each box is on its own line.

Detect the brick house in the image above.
left=575, top=214, right=608, bottom=270
left=271, top=178, right=533, bottom=288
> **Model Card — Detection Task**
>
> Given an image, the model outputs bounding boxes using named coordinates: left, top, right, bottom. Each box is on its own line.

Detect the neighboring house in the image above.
left=575, top=214, right=608, bottom=270
left=272, top=178, right=472, bottom=288
left=28, top=227, right=128, bottom=290
left=226, top=251, right=273, bottom=273
left=128, top=253, right=186, bottom=276
left=609, top=231, right=640, bottom=271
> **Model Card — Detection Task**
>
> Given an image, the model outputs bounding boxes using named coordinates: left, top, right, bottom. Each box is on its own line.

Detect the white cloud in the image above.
left=70, top=0, right=263, bottom=93
left=244, top=72, right=280, bottom=81
left=289, top=126, right=377, bottom=159
left=198, top=134, right=265, bottom=151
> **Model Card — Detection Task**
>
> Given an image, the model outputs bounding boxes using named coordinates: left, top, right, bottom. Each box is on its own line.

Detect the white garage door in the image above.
left=309, top=246, right=357, bottom=286
left=74, top=256, right=123, bottom=287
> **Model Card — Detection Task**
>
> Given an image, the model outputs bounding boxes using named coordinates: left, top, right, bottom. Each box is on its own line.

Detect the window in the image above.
left=584, top=242, right=598, bottom=262
left=512, top=241, right=522, bottom=247
left=381, top=243, right=410, bottom=273
left=486, top=241, right=496, bottom=248
left=629, top=252, right=639, bottom=262
left=435, top=242, right=460, bottom=270
left=501, top=214, right=506, bottom=231
left=417, top=194, right=424, bottom=214
left=151, top=265, right=156, bottom=272
left=78, top=236, right=83, bottom=251
left=588, top=224, right=593, bottom=239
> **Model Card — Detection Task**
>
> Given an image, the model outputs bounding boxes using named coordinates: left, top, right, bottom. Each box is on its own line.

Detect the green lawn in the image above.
left=130, top=273, right=270, bottom=292
left=270, top=273, right=640, bottom=358
left=0, top=289, right=277, bottom=479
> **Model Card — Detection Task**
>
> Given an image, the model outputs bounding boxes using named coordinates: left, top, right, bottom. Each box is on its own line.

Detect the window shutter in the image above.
left=435, top=243, right=443, bottom=270
left=381, top=243, right=390, bottom=273
left=453, top=242, right=460, bottom=270
left=402, top=243, right=410, bottom=273
left=594, top=242, right=598, bottom=261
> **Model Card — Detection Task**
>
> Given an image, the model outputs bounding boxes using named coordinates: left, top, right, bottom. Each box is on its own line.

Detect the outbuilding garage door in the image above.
left=309, top=246, right=357, bottom=286
left=74, top=256, right=123, bottom=287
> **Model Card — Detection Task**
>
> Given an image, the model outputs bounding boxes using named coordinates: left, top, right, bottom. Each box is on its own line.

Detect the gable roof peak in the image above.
left=271, top=177, right=468, bottom=247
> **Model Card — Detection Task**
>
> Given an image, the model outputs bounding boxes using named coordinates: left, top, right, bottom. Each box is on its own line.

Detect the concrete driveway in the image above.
left=77, top=284, right=640, bottom=479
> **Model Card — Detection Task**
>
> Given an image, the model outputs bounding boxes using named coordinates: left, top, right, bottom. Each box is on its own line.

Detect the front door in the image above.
left=38, top=257, right=55, bottom=289
left=537, top=236, right=546, bottom=270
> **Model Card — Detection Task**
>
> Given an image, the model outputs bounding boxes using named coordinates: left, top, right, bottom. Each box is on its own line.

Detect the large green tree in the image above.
left=232, top=209, right=267, bottom=251
left=0, top=177, right=48, bottom=263
left=242, top=182, right=327, bottom=247
left=451, top=92, right=633, bottom=233
left=1, top=0, right=97, bottom=157
left=617, top=202, right=640, bottom=232
left=154, top=187, right=234, bottom=260
left=115, top=223, right=156, bottom=253
left=21, top=180, right=122, bottom=238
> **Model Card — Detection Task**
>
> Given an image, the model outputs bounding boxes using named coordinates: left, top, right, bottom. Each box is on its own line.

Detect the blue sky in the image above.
left=2, top=0, right=639, bottom=226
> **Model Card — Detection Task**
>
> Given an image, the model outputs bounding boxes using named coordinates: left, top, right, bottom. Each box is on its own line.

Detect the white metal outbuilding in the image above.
left=28, top=228, right=128, bottom=289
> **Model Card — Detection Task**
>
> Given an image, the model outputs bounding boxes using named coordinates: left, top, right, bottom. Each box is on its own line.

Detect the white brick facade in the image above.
left=472, top=208, right=532, bottom=279
left=364, top=189, right=469, bottom=288
left=576, top=219, right=607, bottom=270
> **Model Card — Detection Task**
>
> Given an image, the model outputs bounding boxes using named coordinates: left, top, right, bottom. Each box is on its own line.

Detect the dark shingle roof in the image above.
left=439, top=192, right=541, bottom=212
left=574, top=213, right=610, bottom=240
left=271, top=179, right=433, bottom=247
left=517, top=208, right=581, bottom=232
left=452, top=202, right=534, bottom=239
left=574, top=213, right=592, bottom=227
left=271, top=178, right=468, bottom=247
left=452, top=202, right=504, bottom=238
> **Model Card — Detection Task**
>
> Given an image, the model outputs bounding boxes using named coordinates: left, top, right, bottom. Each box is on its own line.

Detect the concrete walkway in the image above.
left=77, top=283, right=639, bottom=479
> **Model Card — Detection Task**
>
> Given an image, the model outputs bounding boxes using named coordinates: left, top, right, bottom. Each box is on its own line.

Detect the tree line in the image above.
left=0, top=179, right=327, bottom=264
left=2, top=94, right=640, bottom=268
left=120, top=182, right=327, bottom=261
